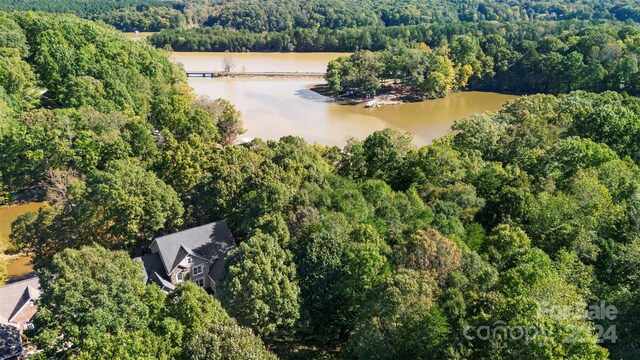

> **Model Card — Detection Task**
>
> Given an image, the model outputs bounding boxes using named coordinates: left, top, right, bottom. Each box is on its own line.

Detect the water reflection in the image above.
left=294, top=87, right=334, bottom=103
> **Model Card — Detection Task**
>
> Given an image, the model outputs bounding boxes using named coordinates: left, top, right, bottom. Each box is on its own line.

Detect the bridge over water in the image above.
left=186, top=71, right=326, bottom=78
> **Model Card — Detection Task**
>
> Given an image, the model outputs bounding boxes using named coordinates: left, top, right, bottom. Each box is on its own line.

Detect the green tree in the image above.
left=347, top=269, right=450, bottom=359
left=163, top=281, right=229, bottom=340
left=449, top=34, right=487, bottom=80
left=0, top=14, right=29, bottom=55
left=326, top=59, right=343, bottom=95
left=154, top=132, right=214, bottom=200
left=79, top=160, right=184, bottom=249
left=543, top=137, right=619, bottom=180
left=216, top=100, right=245, bottom=147
left=221, top=232, right=300, bottom=336
left=11, top=203, right=86, bottom=269
left=32, top=246, right=162, bottom=357
left=0, top=258, right=7, bottom=286
left=0, top=47, right=38, bottom=111
left=396, top=229, right=462, bottom=283
left=180, top=321, right=277, bottom=360
left=71, top=329, right=177, bottom=360
left=349, top=50, right=384, bottom=96
left=150, top=83, right=195, bottom=137
left=294, top=210, right=390, bottom=343
left=481, top=224, right=531, bottom=269
left=571, top=104, right=640, bottom=158
left=339, top=129, right=414, bottom=189
left=191, top=146, right=264, bottom=224
left=0, top=171, right=8, bottom=205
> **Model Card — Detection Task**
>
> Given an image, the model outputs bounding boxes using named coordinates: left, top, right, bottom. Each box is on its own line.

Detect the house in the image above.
left=135, top=221, right=236, bottom=293
left=0, top=276, right=41, bottom=359
left=0, top=276, right=40, bottom=332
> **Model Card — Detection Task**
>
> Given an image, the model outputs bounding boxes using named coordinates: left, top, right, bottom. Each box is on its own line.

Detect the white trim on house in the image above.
left=168, top=247, right=208, bottom=276
left=192, top=265, right=204, bottom=276
left=206, top=274, right=217, bottom=293
left=8, top=299, right=34, bottom=324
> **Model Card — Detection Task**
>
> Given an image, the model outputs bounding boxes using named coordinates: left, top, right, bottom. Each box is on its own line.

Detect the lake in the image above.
left=0, top=203, right=44, bottom=282
left=120, top=33, right=521, bottom=146
left=169, top=52, right=518, bottom=146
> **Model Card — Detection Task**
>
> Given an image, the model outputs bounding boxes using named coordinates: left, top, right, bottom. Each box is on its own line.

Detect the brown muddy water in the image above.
left=120, top=41, right=519, bottom=146
left=171, top=52, right=517, bottom=146
left=0, top=203, right=44, bottom=282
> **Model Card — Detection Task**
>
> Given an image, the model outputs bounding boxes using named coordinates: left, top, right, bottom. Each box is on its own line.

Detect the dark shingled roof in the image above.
left=152, top=220, right=235, bottom=275
left=0, top=276, right=40, bottom=359
left=0, top=324, right=22, bottom=360
left=134, top=253, right=176, bottom=291
left=208, top=257, right=227, bottom=286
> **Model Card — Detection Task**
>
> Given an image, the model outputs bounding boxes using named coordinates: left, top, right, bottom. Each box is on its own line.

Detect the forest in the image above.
left=191, top=0, right=640, bottom=30
left=0, top=9, right=638, bottom=360
left=0, top=0, right=185, bottom=31
left=324, top=23, right=640, bottom=99
left=139, top=0, right=640, bottom=52
left=3, top=0, right=640, bottom=33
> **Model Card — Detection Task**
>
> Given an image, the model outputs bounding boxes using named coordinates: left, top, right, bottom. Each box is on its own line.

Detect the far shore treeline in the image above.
left=147, top=20, right=638, bottom=53
left=3, top=0, right=640, bottom=33
left=324, top=23, right=640, bottom=100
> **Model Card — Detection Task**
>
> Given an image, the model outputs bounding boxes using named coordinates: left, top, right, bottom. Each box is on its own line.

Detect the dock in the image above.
left=185, top=71, right=326, bottom=78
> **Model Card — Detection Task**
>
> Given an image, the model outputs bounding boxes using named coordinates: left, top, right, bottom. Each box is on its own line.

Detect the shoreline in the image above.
left=0, top=252, right=28, bottom=261
left=310, top=83, right=527, bottom=107
left=310, top=84, right=415, bottom=106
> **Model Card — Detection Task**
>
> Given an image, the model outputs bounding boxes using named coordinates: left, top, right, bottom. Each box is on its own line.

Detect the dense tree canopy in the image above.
left=0, top=11, right=241, bottom=215
left=180, top=322, right=278, bottom=360
left=5, top=0, right=640, bottom=34
left=32, top=246, right=163, bottom=357
left=220, top=231, right=300, bottom=336
left=325, top=24, right=640, bottom=99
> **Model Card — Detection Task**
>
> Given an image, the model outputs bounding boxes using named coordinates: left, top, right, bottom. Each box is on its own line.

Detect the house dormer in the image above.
left=135, top=220, right=236, bottom=292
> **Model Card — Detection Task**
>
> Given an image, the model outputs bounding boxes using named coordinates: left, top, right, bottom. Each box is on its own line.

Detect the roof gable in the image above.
left=0, top=276, right=40, bottom=325
left=8, top=287, right=36, bottom=322
left=151, top=221, right=236, bottom=275
left=171, top=246, right=209, bottom=272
